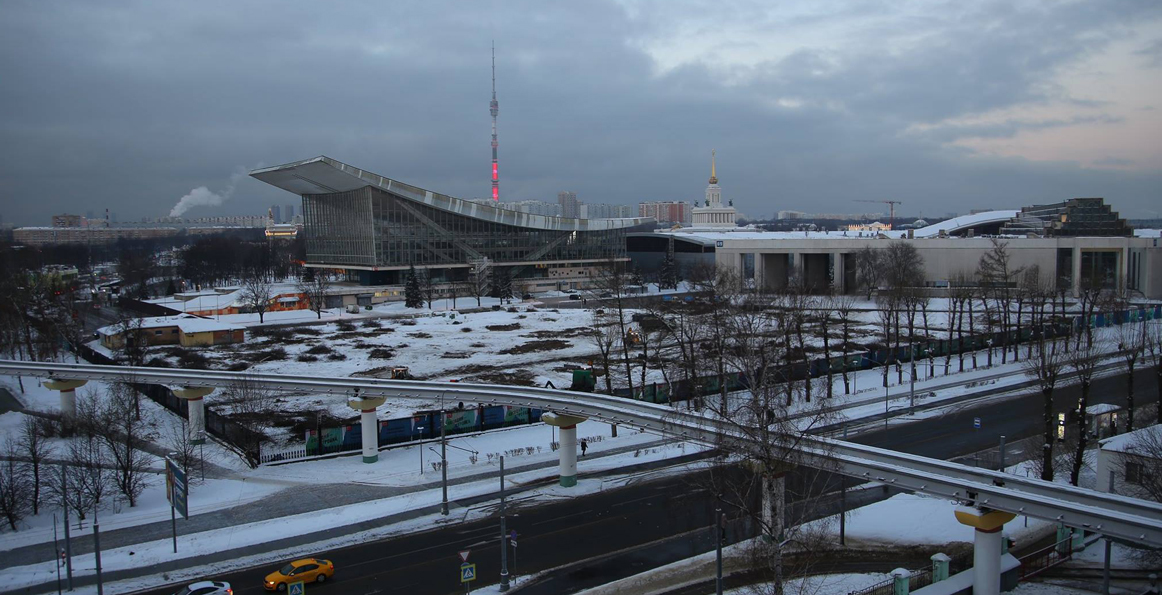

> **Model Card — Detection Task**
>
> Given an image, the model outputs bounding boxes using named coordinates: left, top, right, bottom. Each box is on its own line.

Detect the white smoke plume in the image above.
left=169, top=169, right=246, bottom=218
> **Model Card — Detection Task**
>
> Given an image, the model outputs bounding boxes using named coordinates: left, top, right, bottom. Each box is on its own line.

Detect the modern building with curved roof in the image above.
left=252, top=156, right=654, bottom=286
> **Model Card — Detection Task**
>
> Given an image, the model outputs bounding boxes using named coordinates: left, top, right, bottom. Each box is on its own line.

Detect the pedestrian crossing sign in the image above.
left=288, top=581, right=305, bottom=595
left=460, top=562, right=476, bottom=583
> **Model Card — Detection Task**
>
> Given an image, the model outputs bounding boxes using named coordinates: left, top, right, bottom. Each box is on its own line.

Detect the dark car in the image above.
left=569, top=294, right=582, bottom=300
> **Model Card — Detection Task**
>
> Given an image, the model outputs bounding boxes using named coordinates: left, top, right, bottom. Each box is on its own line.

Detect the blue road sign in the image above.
left=288, top=581, right=305, bottom=595
left=166, top=458, right=188, bottom=519
left=973, top=417, right=981, bottom=429
left=460, top=563, right=476, bottom=583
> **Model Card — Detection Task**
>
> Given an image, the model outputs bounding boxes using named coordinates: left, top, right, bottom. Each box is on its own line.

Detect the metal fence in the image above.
left=77, top=343, right=265, bottom=463
left=260, top=404, right=547, bottom=464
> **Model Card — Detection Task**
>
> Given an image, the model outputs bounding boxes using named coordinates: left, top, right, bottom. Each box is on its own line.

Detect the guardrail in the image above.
left=2, top=359, right=1160, bottom=548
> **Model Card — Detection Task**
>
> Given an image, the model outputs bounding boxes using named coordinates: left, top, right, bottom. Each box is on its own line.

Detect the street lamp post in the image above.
left=417, top=427, right=425, bottom=474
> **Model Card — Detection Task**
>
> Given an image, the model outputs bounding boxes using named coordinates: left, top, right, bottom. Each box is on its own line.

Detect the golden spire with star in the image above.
left=709, top=149, right=718, bottom=185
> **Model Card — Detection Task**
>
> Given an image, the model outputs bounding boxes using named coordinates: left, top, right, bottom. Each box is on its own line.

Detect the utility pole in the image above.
left=53, top=514, right=62, bottom=595
left=1103, top=471, right=1114, bottom=595
left=441, top=400, right=449, bottom=515
left=908, top=339, right=916, bottom=413
left=93, top=520, right=103, bottom=595
left=61, top=463, right=73, bottom=590
left=840, top=425, right=848, bottom=546
left=715, top=506, right=724, bottom=595
left=499, top=456, right=510, bottom=591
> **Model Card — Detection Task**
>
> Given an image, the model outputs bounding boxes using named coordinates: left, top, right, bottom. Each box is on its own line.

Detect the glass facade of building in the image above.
left=304, top=186, right=635, bottom=278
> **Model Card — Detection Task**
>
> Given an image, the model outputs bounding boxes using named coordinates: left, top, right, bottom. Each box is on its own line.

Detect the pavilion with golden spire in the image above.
left=691, top=149, right=736, bottom=228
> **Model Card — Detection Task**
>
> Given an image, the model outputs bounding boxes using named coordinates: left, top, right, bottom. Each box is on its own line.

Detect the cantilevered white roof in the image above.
left=251, top=156, right=652, bottom=232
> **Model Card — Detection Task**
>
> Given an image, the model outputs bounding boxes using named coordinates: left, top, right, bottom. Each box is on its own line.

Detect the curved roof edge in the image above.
left=911, top=210, right=1019, bottom=238
left=250, top=156, right=652, bottom=232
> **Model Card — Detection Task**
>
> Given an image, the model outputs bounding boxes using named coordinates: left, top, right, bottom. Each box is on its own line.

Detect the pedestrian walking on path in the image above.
left=580, top=439, right=588, bottom=457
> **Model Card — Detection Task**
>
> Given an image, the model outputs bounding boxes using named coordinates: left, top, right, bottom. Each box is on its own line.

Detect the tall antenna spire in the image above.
left=490, top=42, right=500, bottom=201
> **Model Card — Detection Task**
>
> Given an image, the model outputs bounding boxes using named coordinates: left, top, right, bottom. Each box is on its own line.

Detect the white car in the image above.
left=174, top=581, right=232, bottom=595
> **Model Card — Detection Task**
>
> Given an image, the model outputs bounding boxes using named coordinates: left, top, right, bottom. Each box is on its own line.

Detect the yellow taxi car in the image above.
left=263, top=558, right=334, bottom=591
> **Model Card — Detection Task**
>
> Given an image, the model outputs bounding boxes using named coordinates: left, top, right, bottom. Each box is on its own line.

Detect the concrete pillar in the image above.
left=173, top=386, right=214, bottom=445
left=832, top=252, right=845, bottom=292
left=540, top=412, right=587, bottom=487
left=1072, top=245, right=1082, bottom=297
left=891, top=567, right=910, bottom=595
left=1120, top=247, right=1130, bottom=293
left=954, top=506, right=1016, bottom=595
left=931, top=552, right=950, bottom=582
left=347, top=396, right=387, bottom=463
left=44, top=379, right=87, bottom=419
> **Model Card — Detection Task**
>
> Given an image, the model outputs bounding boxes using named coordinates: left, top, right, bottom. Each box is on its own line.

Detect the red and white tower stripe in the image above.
left=490, top=42, right=500, bottom=201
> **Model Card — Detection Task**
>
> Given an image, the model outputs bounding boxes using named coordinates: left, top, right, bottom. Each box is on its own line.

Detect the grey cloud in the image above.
left=0, top=0, right=1159, bottom=227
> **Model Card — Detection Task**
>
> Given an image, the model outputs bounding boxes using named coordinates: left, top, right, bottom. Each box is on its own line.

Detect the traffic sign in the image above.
left=510, top=530, right=517, bottom=540
left=973, top=417, right=981, bottom=429
left=458, top=550, right=470, bottom=562
left=510, top=539, right=517, bottom=548
left=288, top=581, right=305, bottom=595
left=460, top=563, right=476, bottom=583
left=165, top=458, right=188, bottom=519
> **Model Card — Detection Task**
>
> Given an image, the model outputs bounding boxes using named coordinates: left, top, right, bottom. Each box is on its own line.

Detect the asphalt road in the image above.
left=131, top=367, right=1158, bottom=595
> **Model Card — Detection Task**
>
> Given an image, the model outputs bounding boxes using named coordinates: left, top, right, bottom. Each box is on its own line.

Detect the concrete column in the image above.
left=954, top=506, right=1016, bottom=595
left=173, top=386, right=214, bottom=445
left=347, top=396, right=387, bottom=463
left=972, top=528, right=1003, bottom=595
left=1072, top=245, right=1083, bottom=297
left=832, top=252, right=845, bottom=292
left=541, top=412, right=587, bottom=487
left=45, top=379, right=87, bottom=419
left=1120, top=247, right=1130, bottom=293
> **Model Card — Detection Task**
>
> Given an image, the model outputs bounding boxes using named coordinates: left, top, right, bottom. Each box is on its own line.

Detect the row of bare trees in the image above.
left=0, top=384, right=177, bottom=532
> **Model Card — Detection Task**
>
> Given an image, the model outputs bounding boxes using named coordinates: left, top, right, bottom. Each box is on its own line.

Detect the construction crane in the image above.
left=855, top=199, right=903, bottom=230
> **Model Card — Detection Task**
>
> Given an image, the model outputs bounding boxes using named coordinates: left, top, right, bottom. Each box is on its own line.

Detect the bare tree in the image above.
left=586, top=309, right=621, bottom=436
left=1116, top=315, right=1147, bottom=432
left=114, top=314, right=149, bottom=368
left=469, top=259, right=491, bottom=307
left=17, top=416, right=53, bottom=516
left=854, top=246, right=880, bottom=300
left=702, top=288, right=839, bottom=595
left=222, top=376, right=276, bottom=468
left=241, top=271, right=274, bottom=323
left=1147, top=320, right=1162, bottom=417
left=0, top=442, right=31, bottom=531
left=833, top=294, right=857, bottom=395
left=1023, top=334, right=1065, bottom=482
left=420, top=269, right=437, bottom=309
left=977, top=240, right=1024, bottom=364
left=68, top=430, right=112, bottom=521
left=593, top=258, right=639, bottom=400
left=46, top=461, right=95, bottom=526
left=817, top=294, right=836, bottom=399
left=296, top=269, right=333, bottom=319
left=95, top=383, right=155, bottom=507
left=165, top=416, right=201, bottom=485
left=1067, top=340, right=1103, bottom=486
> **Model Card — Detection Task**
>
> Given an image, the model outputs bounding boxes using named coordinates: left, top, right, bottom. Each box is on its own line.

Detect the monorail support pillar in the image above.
left=348, top=395, right=387, bottom=463
left=45, top=378, right=87, bottom=421
left=954, top=506, right=1016, bottom=595
left=174, top=386, right=214, bottom=445
left=541, top=412, right=587, bottom=487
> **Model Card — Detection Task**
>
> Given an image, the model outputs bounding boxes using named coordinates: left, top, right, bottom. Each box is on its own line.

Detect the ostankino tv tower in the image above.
left=490, top=43, right=500, bottom=201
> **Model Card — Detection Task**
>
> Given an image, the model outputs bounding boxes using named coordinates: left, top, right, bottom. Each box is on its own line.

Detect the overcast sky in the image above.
left=1, top=0, right=1160, bottom=226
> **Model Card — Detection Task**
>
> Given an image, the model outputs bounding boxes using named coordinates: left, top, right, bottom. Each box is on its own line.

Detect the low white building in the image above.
left=1095, top=424, right=1162, bottom=497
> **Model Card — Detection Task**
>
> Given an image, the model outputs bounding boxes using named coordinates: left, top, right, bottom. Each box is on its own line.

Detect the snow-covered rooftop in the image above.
left=96, top=314, right=229, bottom=336
left=1099, top=424, right=1162, bottom=455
